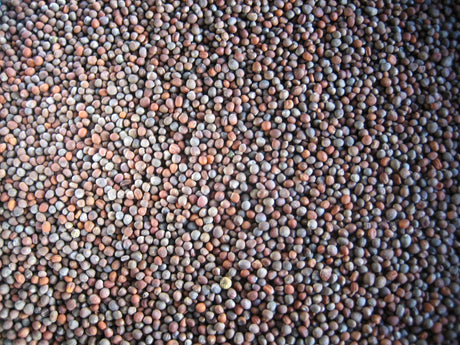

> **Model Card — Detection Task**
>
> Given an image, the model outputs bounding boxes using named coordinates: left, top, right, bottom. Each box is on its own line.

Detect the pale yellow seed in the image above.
left=220, top=277, right=232, bottom=290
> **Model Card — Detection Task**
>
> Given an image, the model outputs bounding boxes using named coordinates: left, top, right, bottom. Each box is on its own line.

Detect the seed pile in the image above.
left=0, top=0, right=459, bottom=344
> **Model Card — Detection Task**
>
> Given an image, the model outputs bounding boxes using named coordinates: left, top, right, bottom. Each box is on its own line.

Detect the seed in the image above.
left=0, top=2, right=458, bottom=345
left=42, top=221, right=51, bottom=234
left=220, top=277, right=232, bottom=290
left=401, top=234, right=412, bottom=248
left=107, top=85, right=117, bottom=96
left=385, top=208, right=398, bottom=221
left=196, top=303, right=206, bottom=313
left=320, top=267, right=332, bottom=281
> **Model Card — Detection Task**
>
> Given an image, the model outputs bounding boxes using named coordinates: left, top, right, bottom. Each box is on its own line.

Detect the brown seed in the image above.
left=317, top=151, right=328, bottom=162
left=34, top=56, right=44, bottom=66
left=381, top=77, right=392, bottom=87
left=398, top=219, right=410, bottom=229
left=387, top=54, right=397, bottom=65
left=57, top=314, right=66, bottom=325
left=66, top=282, right=76, bottom=293
left=320, top=267, right=332, bottom=281
left=89, top=294, right=101, bottom=305
left=175, top=95, right=183, bottom=107
left=22, top=47, right=32, bottom=58
left=252, top=61, right=262, bottom=73
left=423, top=302, right=434, bottom=313
left=341, top=195, right=351, bottom=204
left=169, top=144, right=180, bottom=154
left=302, top=52, right=313, bottom=61
left=362, top=135, right=373, bottom=146
left=197, top=196, right=208, bottom=207
left=196, top=303, right=206, bottom=313
left=15, top=273, right=25, bottom=285
left=42, top=221, right=51, bottom=233
left=366, top=94, right=377, bottom=106
left=7, top=199, right=16, bottom=211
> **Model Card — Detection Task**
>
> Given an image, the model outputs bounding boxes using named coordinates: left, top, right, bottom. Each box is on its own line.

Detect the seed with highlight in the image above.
left=220, top=277, right=232, bottom=290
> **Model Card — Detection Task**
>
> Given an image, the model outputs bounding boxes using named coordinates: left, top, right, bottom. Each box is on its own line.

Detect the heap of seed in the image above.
left=0, top=0, right=459, bottom=344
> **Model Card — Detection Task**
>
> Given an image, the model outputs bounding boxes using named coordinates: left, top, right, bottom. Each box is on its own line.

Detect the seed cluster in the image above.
left=1, top=0, right=459, bottom=345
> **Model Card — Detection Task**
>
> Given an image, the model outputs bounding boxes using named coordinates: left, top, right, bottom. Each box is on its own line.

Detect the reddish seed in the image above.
left=317, top=151, right=328, bottom=162
left=42, top=221, right=51, bottom=233
left=195, top=303, right=206, bottom=313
